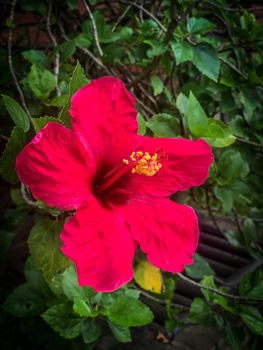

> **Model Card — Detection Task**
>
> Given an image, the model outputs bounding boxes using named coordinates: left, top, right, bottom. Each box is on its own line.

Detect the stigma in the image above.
left=123, top=151, right=162, bottom=177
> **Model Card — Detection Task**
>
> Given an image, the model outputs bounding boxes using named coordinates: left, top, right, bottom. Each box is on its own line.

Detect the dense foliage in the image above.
left=1, top=0, right=263, bottom=349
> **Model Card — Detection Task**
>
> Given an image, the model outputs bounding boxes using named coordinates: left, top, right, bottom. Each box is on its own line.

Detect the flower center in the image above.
left=96, top=150, right=165, bottom=194
left=123, top=151, right=162, bottom=176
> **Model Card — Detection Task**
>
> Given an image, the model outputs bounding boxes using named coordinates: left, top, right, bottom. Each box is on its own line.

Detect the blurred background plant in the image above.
left=1, top=0, right=263, bottom=349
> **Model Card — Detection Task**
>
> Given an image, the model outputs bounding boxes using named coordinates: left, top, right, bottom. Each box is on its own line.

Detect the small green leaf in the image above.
left=137, top=113, right=146, bottom=135
left=2, top=95, right=30, bottom=131
left=240, top=306, right=263, bottom=336
left=176, top=92, right=188, bottom=115
left=60, top=61, right=89, bottom=125
left=28, top=220, right=70, bottom=282
left=62, top=265, right=94, bottom=301
left=188, top=298, right=214, bottom=326
left=146, top=113, right=179, bottom=137
left=60, top=40, right=76, bottom=62
left=22, top=50, right=47, bottom=66
left=192, top=43, right=220, bottom=82
left=186, top=91, right=208, bottom=132
left=223, top=321, right=243, bottom=350
left=81, top=320, right=101, bottom=344
left=28, top=64, right=56, bottom=100
left=73, top=297, right=94, bottom=317
left=0, top=127, right=26, bottom=184
left=31, top=116, right=63, bottom=133
left=108, top=321, right=131, bottom=343
left=187, top=17, right=215, bottom=34
left=218, top=150, right=249, bottom=184
left=214, top=187, right=234, bottom=212
left=3, top=283, right=46, bottom=317
left=239, top=270, right=263, bottom=298
left=185, top=253, right=214, bottom=280
left=42, top=303, right=84, bottom=339
left=107, top=296, right=154, bottom=327
left=150, top=75, right=164, bottom=96
left=171, top=41, right=194, bottom=65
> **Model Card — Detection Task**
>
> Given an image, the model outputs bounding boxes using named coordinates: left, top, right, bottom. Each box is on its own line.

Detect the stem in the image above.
left=82, top=0, right=103, bottom=57
left=177, top=273, right=263, bottom=302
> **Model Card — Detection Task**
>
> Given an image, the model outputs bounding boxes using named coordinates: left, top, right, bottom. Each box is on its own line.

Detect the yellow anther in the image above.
left=122, top=150, right=163, bottom=177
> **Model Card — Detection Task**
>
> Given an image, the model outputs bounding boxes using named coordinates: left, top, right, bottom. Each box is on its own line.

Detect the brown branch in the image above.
left=178, top=273, right=263, bottom=302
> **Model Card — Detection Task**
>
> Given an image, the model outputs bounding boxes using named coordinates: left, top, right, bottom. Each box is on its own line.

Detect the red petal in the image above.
left=126, top=137, right=213, bottom=197
left=16, top=122, right=95, bottom=210
left=119, top=198, right=199, bottom=273
left=60, top=197, right=136, bottom=292
left=70, top=76, right=138, bottom=167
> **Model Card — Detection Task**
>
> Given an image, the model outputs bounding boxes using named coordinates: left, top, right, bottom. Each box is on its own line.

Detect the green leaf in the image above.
left=28, top=64, right=56, bottom=100
left=240, top=306, right=263, bottom=336
left=171, top=41, right=194, bottom=65
left=176, top=92, right=188, bottom=115
left=81, top=320, right=101, bottom=344
left=150, top=75, right=164, bottom=96
left=223, top=321, right=243, bottom=350
left=185, top=253, right=214, bottom=280
left=186, top=91, right=208, bottom=132
left=3, top=283, right=46, bottom=317
left=62, top=265, right=94, bottom=301
left=108, top=321, right=131, bottom=343
left=146, top=113, right=179, bottom=137
left=24, top=257, right=51, bottom=296
left=214, top=187, right=234, bottom=212
left=192, top=43, right=220, bottom=82
left=188, top=298, right=214, bottom=326
left=218, top=150, right=249, bottom=184
left=106, top=296, right=154, bottom=327
left=0, top=127, right=26, bottom=184
left=73, top=297, right=94, bottom=317
left=239, top=270, right=263, bottom=298
left=187, top=17, right=215, bottom=34
left=137, top=113, right=146, bottom=135
left=60, top=40, right=76, bottom=62
left=200, top=276, right=237, bottom=314
left=42, top=303, right=84, bottom=339
left=2, top=95, right=30, bottom=132
left=192, top=120, right=236, bottom=148
left=31, top=116, right=63, bottom=133
left=60, top=61, right=89, bottom=125
left=22, top=50, right=47, bottom=66
left=28, top=220, right=70, bottom=282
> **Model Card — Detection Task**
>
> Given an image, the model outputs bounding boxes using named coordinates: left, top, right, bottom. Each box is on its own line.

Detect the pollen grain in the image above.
left=123, top=151, right=162, bottom=177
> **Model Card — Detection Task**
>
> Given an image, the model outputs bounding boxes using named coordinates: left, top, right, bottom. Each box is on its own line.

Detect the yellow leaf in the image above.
left=134, top=260, right=162, bottom=294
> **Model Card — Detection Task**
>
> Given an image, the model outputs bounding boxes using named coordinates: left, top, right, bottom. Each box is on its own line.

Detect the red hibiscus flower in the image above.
left=16, top=77, right=213, bottom=292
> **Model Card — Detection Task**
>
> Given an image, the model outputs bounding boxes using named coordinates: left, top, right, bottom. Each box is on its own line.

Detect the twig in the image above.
left=59, top=22, right=111, bottom=74
left=7, top=0, right=31, bottom=120
left=204, top=185, right=223, bottom=235
left=139, top=0, right=144, bottom=23
left=21, top=184, right=40, bottom=208
left=219, top=57, right=248, bottom=80
left=107, top=0, right=167, bottom=32
left=112, top=4, right=132, bottom=31
left=135, top=286, right=188, bottom=311
left=177, top=273, right=263, bottom=302
left=82, top=0, right=103, bottom=57
left=46, top=0, right=61, bottom=96
left=236, top=137, right=263, bottom=149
